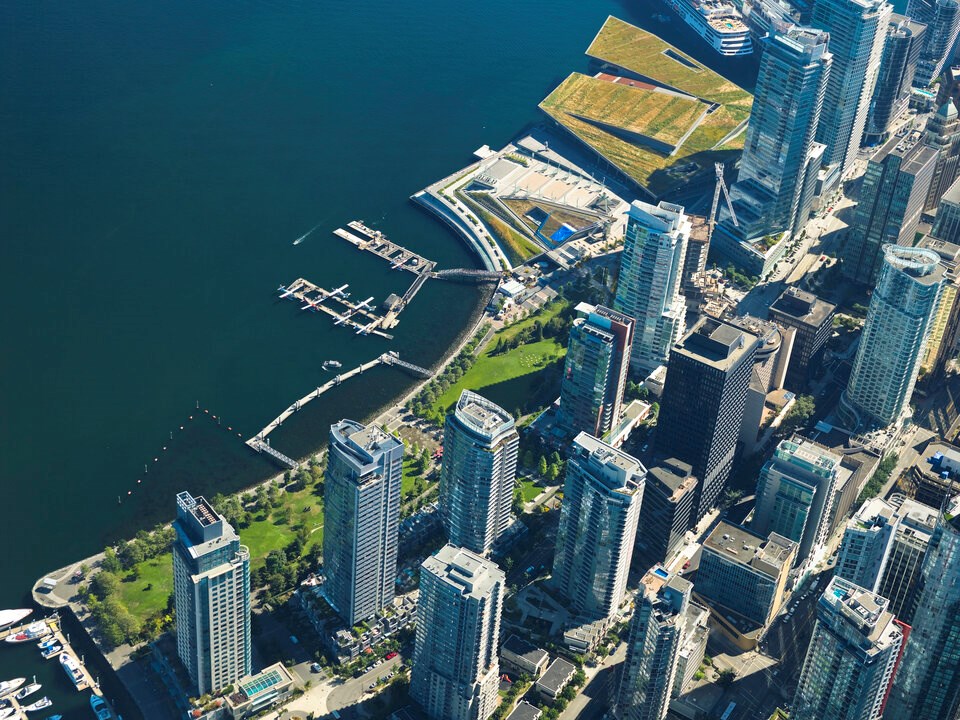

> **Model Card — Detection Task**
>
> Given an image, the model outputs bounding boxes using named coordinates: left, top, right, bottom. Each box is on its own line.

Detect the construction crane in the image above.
left=708, top=162, right=737, bottom=243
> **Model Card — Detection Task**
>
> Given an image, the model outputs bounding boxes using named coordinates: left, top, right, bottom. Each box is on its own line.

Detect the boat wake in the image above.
left=293, top=222, right=323, bottom=246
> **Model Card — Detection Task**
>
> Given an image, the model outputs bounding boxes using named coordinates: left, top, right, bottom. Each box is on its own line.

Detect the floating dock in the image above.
left=340, top=221, right=436, bottom=275
left=280, top=278, right=394, bottom=339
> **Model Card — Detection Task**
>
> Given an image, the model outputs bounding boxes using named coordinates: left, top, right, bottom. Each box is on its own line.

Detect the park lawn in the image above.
left=434, top=338, right=566, bottom=415
left=496, top=301, right=567, bottom=346
left=117, top=556, right=174, bottom=621
left=519, top=479, right=543, bottom=503
left=402, top=457, right=425, bottom=497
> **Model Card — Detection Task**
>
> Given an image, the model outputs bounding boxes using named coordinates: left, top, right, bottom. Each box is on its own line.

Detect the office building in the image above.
left=811, top=0, right=892, bottom=183
left=924, top=99, right=960, bottom=211
left=933, top=176, right=960, bottom=242
left=172, top=491, right=251, bottom=695
left=792, top=578, right=904, bottom=720
left=769, top=287, right=837, bottom=384
left=865, top=15, right=926, bottom=144
left=842, top=131, right=937, bottom=285
left=611, top=571, right=694, bottom=720
left=411, top=545, right=504, bottom=720
left=909, top=0, right=960, bottom=86
left=634, top=458, right=697, bottom=567
left=886, top=496, right=960, bottom=719
left=918, top=236, right=960, bottom=382
left=656, top=317, right=760, bottom=520
left=323, top=419, right=403, bottom=626
left=836, top=497, right=899, bottom=593
left=840, top=245, right=945, bottom=429
left=440, top=390, right=519, bottom=556
left=696, top=521, right=796, bottom=628
left=612, top=201, right=688, bottom=376
left=753, top=438, right=844, bottom=565
left=878, top=495, right=938, bottom=620
left=557, top=303, right=634, bottom=438
left=551, top=433, right=644, bottom=620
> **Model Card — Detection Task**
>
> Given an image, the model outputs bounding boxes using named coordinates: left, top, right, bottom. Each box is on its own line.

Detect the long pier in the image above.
left=281, top=277, right=394, bottom=339
left=340, top=221, right=436, bottom=275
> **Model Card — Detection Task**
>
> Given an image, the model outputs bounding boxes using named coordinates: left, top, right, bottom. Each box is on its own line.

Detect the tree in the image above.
left=91, top=571, right=121, bottom=600
left=538, top=456, right=548, bottom=476
left=780, top=395, right=816, bottom=436
left=101, top=547, right=121, bottom=574
left=717, top=668, right=736, bottom=687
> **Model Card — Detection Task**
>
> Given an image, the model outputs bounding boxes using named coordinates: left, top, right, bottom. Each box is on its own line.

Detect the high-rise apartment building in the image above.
left=865, top=15, right=926, bottom=144
left=557, top=303, right=634, bottom=438
left=611, top=571, right=694, bottom=720
left=323, top=419, right=403, bottom=626
left=836, top=497, right=900, bottom=592
left=411, top=544, right=504, bottom=720
left=840, top=245, right=945, bottom=429
left=886, top=496, right=960, bottom=719
left=811, top=0, right=892, bottom=183
left=731, top=27, right=833, bottom=236
left=173, top=491, right=251, bottom=695
left=696, top=521, right=796, bottom=628
left=656, top=317, right=760, bottom=520
left=634, top=458, right=698, bottom=567
left=612, top=201, right=687, bottom=376
left=908, top=0, right=960, bottom=86
left=878, top=496, right=938, bottom=620
left=768, top=287, right=837, bottom=384
left=918, top=235, right=960, bottom=383
left=552, top=433, right=644, bottom=620
left=792, top=578, right=904, bottom=720
left=842, top=131, right=938, bottom=284
left=924, top=99, right=960, bottom=210
left=440, top=390, right=519, bottom=556
left=752, top=438, right=844, bottom=565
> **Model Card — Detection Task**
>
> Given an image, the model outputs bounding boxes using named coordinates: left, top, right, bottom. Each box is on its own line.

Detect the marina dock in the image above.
left=339, top=221, right=437, bottom=275
left=280, top=277, right=394, bottom=339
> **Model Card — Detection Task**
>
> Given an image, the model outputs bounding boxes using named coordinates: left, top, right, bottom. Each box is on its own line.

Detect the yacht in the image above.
left=5, top=622, right=49, bottom=643
left=0, top=609, right=31, bottom=629
left=323, top=360, right=343, bottom=371
left=60, top=654, right=84, bottom=689
left=15, top=683, right=41, bottom=701
left=23, top=696, right=52, bottom=712
left=90, top=694, right=114, bottom=720
left=0, top=679, right=25, bottom=697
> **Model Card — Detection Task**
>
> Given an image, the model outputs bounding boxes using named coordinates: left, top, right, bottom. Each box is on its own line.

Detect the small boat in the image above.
left=6, top=622, right=50, bottom=643
left=41, top=644, right=62, bottom=659
left=0, top=708, right=15, bottom=719
left=23, top=696, right=52, bottom=712
left=59, top=654, right=84, bottom=689
left=90, top=694, right=114, bottom=719
left=0, top=679, right=25, bottom=697
left=322, top=360, right=342, bottom=371
left=37, top=638, right=57, bottom=650
left=0, top=609, right=32, bottom=629
left=15, top=683, right=41, bottom=701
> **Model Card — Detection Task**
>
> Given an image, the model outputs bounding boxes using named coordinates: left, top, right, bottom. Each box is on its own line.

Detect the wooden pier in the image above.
left=281, top=277, right=394, bottom=339
left=340, top=221, right=436, bottom=275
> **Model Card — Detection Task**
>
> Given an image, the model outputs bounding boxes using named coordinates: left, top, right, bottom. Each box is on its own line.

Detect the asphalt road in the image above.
left=327, top=654, right=404, bottom=712
left=559, top=643, right=627, bottom=720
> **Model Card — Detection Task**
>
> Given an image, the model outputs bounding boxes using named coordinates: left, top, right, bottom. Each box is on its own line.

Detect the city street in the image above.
left=559, top=643, right=627, bottom=720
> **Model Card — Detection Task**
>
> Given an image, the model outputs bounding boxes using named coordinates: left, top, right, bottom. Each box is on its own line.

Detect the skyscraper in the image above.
left=842, top=131, right=938, bottom=284
left=612, top=201, right=687, bottom=376
left=551, top=433, right=644, bottom=620
left=836, top=497, right=899, bottom=593
left=172, top=491, right=251, bottom=695
left=411, top=544, right=504, bottom=720
left=865, top=15, right=926, bottom=144
left=768, top=287, right=837, bottom=384
left=440, top=390, right=519, bottom=556
left=557, top=303, right=634, bottom=438
left=908, top=0, right=960, bottom=86
left=923, top=99, right=960, bottom=210
left=323, top=419, right=403, bottom=626
left=611, top=571, right=694, bottom=720
left=811, top=0, right=892, bottom=183
left=886, top=496, right=960, bottom=719
left=656, top=317, right=760, bottom=520
left=792, top=577, right=904, bottom=720
left=730, top=27, right=833, bottom=236
left=878, top=496, right=938, bottom=621
left=840, top=245, right=945, bottom=429
left=634, top=458, right=698, bottom=567
left=932, top=176, right=960, bottom=241
left=752, top=438, right=844, bottom=565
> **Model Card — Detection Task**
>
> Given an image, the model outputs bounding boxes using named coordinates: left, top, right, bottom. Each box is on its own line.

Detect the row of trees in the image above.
left=408, top=325, right=491, bottom=424
left=102, top=525, right=175, bottom=575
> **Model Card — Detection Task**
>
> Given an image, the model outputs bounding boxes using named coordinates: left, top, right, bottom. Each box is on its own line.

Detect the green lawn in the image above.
left=402, top=457, right=426, bottom=497
left=519, top=479, right=543, bottom=503
left=117, top=557, right=174, bottom=621
left=435, top=338, right=566, bottom=415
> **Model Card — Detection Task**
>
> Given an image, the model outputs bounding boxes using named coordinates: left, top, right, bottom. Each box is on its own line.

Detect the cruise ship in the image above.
left=665, top=0, right=754, bottom=56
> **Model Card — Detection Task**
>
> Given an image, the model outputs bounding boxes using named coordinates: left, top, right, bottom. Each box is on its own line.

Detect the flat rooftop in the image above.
left=704, top=521, right=795, bottom=576
left=647, top=458, right=697, bottom=498
left=424, top=544, right=504, bottom=599
left=677, top=316, right=759, bottom=370
left=501, top=634, right=549, bottom=668
left=537, top=657, right=576, bottom=694
left=770, top=287, right=836, bottom=327
left=506, top=701, right=543, bottom=720
left=455, top=390, right=514, bottom=437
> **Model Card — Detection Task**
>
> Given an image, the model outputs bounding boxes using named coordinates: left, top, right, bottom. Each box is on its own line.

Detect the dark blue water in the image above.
left=0, top=0, right=757, bottom=715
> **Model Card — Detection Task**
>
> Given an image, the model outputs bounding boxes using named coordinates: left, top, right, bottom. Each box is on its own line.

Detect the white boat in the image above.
left=23, top=696, right=52, bottom=712
left=0, top=708, right=15, bottom=719
left=41, top=643, right=62, bottom=659
left=59, top=653, right=84, bottom=689
left=5, top=622, right=49, bottom=643
left=37, top=637, right=57, bottom=650
left=0, top=609, right=31, bottom=629
left=0, top=679, right=25, bottom=697
left=322, top=360, right=342, bottom=371
left=664, top=0, right=753, bottom=55
left=15, top=683, right=41, bottom=701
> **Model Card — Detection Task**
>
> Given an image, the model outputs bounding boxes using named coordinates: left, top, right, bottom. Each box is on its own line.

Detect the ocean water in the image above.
left=0, top=0, right=757, bottom=715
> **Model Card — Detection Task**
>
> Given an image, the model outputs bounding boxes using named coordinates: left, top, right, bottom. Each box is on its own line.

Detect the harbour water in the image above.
left=0, top=0, right=758, bottom=715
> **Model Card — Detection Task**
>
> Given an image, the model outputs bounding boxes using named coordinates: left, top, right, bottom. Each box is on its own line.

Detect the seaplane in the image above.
left=277, top=285, right=296, bottom=299
left=391, top=255, right=408, bottom=269
left=333, top=298, right=373, bottom=326
left=355, top=320, right=377, bottom=335
left=300, top=297, right=322, bottom=312
left=330, top=284, right=349, bottom=298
